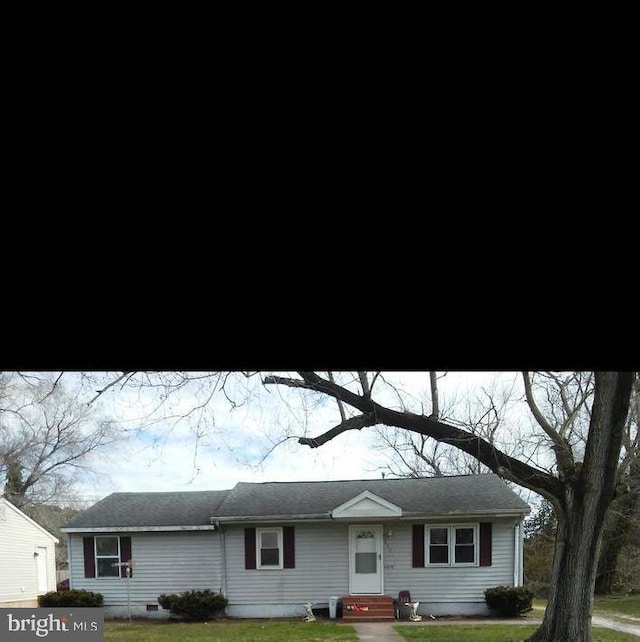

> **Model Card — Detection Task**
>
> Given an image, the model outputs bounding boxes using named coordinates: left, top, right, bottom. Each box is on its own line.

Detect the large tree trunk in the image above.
left=527, top=372, right=632, bottom=642
left=528, top=491, right=605, bottom=641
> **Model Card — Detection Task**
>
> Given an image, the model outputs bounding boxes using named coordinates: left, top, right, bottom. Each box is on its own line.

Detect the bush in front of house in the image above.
left=157, top=589, right=228, bottom=621
left=484, top=585, right=534, bottom=617
left=39, top=589, right=104, bottom=607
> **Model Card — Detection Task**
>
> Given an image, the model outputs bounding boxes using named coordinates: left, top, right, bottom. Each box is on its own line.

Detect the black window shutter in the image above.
left=83, top=537, right=95, bottom=578
left=120, top=536, right=132, bottom=577
left=412, top=525, right=425, bottom=567
left=245, top=528, right=257, bottom=569
left=283, top=527, right=295, bottom=568
left=479, top=522, right=492, bottom=566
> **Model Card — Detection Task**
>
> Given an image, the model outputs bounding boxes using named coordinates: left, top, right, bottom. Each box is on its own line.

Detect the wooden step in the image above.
left=341, top=595, right=395, bottom=622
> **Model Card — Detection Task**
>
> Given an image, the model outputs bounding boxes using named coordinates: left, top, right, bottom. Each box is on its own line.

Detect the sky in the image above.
left=72, top=371, right=528, bottom=504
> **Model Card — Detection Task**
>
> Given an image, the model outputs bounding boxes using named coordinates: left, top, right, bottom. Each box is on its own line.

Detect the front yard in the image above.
left=104, top=596, right=639, bottom=642
left=533, top=593, right=640, bottom=624
left=105, top=620, right=358, bottom=641
left=395, top=624, right=639, bottom=641
left=104, top=618, right=640, bottom=642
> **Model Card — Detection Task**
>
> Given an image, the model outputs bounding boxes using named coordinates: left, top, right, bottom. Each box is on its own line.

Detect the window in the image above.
left=83, top=536, right=132, bottom=579
left=245, top=527, right=295, bottom=570
left=355, top=529, right=377, bottom=573
left=454, top=527, right=475, bottom=563
left=256, top=528, right=283, bottom=569
left=428, top=527, right=449, bottom=564
left=426, top=524, right=478, bottom=567
left=95, top=536, right=121, bottom=578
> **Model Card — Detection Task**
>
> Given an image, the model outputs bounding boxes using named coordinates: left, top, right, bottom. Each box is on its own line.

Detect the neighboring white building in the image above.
left=61, top=474, right=529, bottom=620
left=0, top=497, right=59, bottom=607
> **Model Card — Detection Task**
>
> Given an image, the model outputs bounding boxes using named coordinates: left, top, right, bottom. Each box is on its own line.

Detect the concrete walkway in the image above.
left=592, top=614, right=640, bottom=637
left=350, top=621, right=405, bottom=642
left=347, top=613, right=640, bottom=640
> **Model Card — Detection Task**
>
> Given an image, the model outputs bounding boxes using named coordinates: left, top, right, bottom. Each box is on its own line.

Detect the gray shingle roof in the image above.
left=62, top=474, right=529, bottom=530
left=213, top=474, right=529, bottom=518
left=62, top=491, right=229, bottom=528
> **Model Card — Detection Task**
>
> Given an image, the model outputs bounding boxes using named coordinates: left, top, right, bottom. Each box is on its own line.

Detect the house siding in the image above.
left=0, top=500, right=57, bottom=605
left=384, top=517, right=518, bottom=614
left=225, top=522, right=348, bottom=617
left=68, top=531, right=223, bottom=616
left=223, top=517, right=519, bottom=618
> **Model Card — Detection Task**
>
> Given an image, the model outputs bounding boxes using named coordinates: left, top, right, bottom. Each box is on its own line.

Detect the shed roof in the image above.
left=61, top=474, right=529, bottom=531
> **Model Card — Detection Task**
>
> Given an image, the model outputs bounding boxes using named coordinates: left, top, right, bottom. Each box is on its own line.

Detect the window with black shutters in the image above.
left=256, top=528, right=282, bottom=569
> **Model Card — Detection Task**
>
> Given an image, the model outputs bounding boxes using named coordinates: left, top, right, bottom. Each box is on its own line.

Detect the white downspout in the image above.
left=67, top=536, right=73, bottom=589
left=513, top=523, right=520, bottom=587
left=219, top=524, right=227, bottom=597
left=520, top=518, right=525, bottom=585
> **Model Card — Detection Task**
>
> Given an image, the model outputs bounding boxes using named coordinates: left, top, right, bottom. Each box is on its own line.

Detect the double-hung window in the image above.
left=427, top=524, right=478, bottom=566
left=256, top=527, right=283, bottom=569
left=95, top=536, right=121, bottom=577
left=428, top=527, right=449, bottom=564
left=454, top=526, right=475, bottom=563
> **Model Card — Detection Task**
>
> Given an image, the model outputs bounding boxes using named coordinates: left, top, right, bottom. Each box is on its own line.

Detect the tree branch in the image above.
left=87, top=372, right=133, bottom=405
left=328, top=372, right=347, bottom=424
left=430, top=371, right=439, bottom=419
left=298, top=413, right=377, bottom=448
left=522, top=371, right=575, bottom=476
left=266, top=371, right=562, bottom=500
left=358, top=371, right=371, bottom=399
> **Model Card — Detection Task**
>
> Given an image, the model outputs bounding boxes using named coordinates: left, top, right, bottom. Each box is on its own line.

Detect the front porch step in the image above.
left=342, top=595, right=395, bottom=622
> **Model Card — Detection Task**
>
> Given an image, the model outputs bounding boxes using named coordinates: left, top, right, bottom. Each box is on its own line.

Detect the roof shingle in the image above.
left=62, top=474, right=529, bottom=530
left=213, top=474, right=530, bottom=518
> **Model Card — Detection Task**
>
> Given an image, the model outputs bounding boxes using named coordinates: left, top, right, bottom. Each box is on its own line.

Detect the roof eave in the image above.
left=61, top=525, right=217, bottom=533
left=212, top=506, right=529, bottom=524
left=401, top=508, right=531, bottom=519
left=214, top=513, right=332, bottom=524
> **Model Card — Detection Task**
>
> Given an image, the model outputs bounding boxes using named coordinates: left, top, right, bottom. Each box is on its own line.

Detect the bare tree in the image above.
left=261, top=371, right=634, bottom=642
left=374, top=372, right=522, bottom=478
left=85, top=368, right=635, bottom=640
left=0, top=372, right=119, bottom=510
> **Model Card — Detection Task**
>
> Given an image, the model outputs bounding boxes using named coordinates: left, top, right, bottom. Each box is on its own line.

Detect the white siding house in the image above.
left=0, top=497, right=59, bottom=607
left=62, top=475, right=529, bottom=620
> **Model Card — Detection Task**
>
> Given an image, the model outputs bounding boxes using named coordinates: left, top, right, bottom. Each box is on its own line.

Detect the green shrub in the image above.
left=157, top=589, right=228, bottom=621
left=484, top=585, right=533, bottom=617
left=39, top=589, right=104, bottom=607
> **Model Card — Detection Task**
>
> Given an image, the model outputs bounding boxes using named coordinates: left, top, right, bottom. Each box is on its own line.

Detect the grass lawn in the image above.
left=593, top=594, right=640, bottom=618
left=105, top=620, right=358, bottom=641
left=533, top=593, right=640, bottom=621
left=394, top=624, right=639, bottom=641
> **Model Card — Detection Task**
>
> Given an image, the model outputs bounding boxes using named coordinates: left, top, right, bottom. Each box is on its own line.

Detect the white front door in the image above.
left=349, top=524, right=383, bottom=594
left=36, top=547, right=48, bottom=594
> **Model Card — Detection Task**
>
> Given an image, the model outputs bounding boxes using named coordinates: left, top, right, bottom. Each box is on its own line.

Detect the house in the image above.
left=0, top=497, right=59, bottom=607
left=60, top=474, right=530, bottom=620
